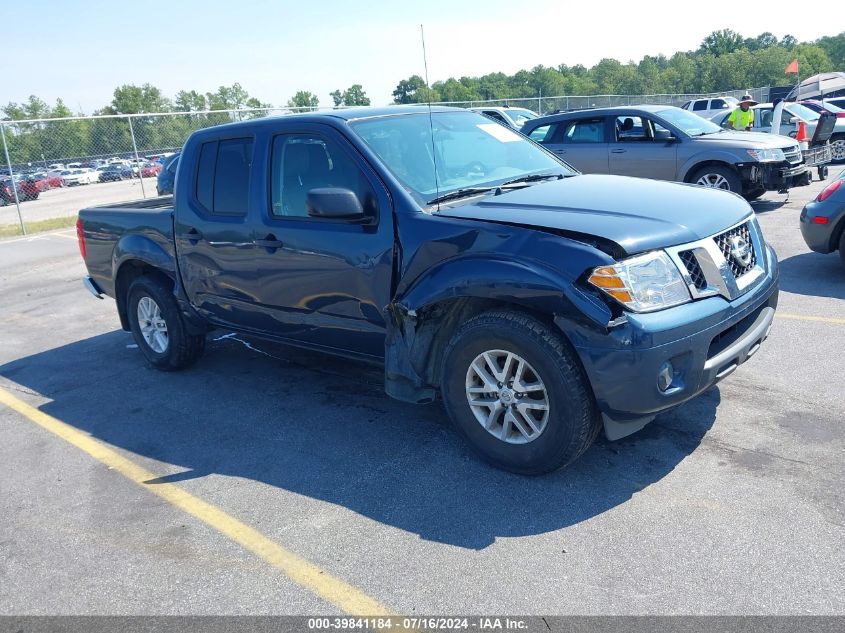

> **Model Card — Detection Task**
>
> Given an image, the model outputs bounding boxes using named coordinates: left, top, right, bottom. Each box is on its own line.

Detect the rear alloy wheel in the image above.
left=692, top=165, right=741, bottom=193
left=441, top=310, right=600, bottom=475
left=127, top=275, right=206, bottom=370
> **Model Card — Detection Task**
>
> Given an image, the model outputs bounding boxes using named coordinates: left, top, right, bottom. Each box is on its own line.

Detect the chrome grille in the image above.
left=783, top=146, right=801, bottom=164
left=665, top=218, right=766, bottom=302
left=679, top=250, right=707, bottom=289
left=714, top=222, right=757, bottom=279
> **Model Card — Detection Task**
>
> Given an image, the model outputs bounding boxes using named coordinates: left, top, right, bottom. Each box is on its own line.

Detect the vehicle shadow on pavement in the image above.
left=777, top=252, right=845, bottom=300
left=0, top=330, right=719, bottom=550
left=748, top=199, right=786, bottom=214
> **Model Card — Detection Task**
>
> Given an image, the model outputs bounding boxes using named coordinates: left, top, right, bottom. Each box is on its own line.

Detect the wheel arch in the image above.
left=113, top=259, right=175, bottom=331
left=681, top=159, right=740, bottom=184
left=384, top=257, right=613, bottom=404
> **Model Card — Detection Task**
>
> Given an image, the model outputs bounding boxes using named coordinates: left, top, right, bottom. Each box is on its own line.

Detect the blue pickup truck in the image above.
left=77, top=106, right=779, bottom=474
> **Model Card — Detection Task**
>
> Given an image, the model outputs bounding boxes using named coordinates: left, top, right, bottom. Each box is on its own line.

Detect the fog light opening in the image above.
left=657, top=361, right=674, bottom=393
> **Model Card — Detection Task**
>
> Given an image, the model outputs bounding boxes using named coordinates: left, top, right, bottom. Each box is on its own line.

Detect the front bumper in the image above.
left=739, top=161, right=810, bottom=192
left=566, top=244, right=779, bottom=439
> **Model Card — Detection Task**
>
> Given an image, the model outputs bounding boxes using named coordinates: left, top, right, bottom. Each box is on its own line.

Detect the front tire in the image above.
left=127, top=275, right=205, bottom=371
left=440, top=310, right=600, bottom=475
left=692, top=165, right=741, bottom=193
left=742, top=187, right=765, bottom=201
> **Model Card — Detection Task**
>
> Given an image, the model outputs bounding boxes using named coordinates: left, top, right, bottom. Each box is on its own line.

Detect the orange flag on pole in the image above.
left=785, top=59, right=799, bottom=74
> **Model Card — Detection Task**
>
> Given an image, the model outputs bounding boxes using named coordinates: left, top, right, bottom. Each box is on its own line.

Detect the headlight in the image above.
left=747, top=148, right=786, bottom=162
left=588, top=251, right=691, bottom=313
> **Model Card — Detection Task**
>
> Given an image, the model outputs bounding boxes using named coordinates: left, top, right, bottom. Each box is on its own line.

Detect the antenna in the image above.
left=420, top=24, right=440, bottom=209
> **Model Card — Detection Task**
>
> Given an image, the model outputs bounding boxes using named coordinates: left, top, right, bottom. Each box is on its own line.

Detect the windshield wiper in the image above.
left=427, top=187, right=496, bottom=206
left=427, top=174, right=568, bottom=206
left=498, top=173, right=567, bottom=187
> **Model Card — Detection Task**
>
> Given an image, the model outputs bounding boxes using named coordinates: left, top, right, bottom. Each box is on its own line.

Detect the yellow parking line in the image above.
left=0, top=386, right=390, bottom=616
left=776, top=313, right=845, bottom=325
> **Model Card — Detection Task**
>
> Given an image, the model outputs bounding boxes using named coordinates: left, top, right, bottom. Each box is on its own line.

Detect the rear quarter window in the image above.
left=193, top=138, right=253, bottom=215
left=528, top=124, right=554, bottom=142
left=195, top=142, right=216, bottom=212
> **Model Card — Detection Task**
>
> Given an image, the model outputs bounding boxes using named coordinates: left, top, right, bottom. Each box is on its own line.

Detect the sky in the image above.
left=3, top=0, right=840, bottom=115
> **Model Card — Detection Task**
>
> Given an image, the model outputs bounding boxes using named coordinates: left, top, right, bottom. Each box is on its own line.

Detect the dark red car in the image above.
left=1, top=178, right=39, bottom=204
left=24, top=173, right=53, bottom=192
left=140, top=162, right=162, bottom=178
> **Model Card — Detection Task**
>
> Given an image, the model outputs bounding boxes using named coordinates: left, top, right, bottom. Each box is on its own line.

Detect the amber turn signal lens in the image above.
left=588, top=274, right=626, bottom=289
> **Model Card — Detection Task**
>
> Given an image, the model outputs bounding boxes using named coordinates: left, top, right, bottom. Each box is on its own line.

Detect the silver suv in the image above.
left=521, top=105, right=809, bottom=199
left=681, top=96, right=739, bottom=119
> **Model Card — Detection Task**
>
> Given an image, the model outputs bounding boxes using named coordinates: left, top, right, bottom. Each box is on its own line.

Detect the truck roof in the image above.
left=192, top=105, right=463, bottom=136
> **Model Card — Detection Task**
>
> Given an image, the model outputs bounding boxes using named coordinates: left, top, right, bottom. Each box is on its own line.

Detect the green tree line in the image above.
left=4, top=29, right=844, bottom=164
left=1, top=82, right=371, bottom=164
left=392, top=30, right=845, bottom=104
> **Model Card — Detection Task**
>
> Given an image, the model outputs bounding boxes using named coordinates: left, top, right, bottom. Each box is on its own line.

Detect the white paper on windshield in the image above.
left=477, top=123, right=522, bottom=143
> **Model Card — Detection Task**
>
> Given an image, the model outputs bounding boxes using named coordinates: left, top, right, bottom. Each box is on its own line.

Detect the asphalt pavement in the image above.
left=0, top=172, right=843, bottom=615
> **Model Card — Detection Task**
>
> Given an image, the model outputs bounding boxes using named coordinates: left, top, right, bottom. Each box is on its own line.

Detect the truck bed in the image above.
left=78, top=198, right=176, bottom=299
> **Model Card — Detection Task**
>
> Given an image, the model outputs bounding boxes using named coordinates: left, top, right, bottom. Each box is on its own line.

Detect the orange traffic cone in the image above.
left=796, top=121, right=809, bottom=151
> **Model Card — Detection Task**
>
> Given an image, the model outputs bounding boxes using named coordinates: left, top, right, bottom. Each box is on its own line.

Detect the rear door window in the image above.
left=692, top=100, right=707, bottom=111
left=556, top=118, right=606, bottom=143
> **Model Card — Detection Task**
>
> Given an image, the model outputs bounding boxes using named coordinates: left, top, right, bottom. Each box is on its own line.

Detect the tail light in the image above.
left=817, top=179, right=841, bottom=202
left=76, top=218, right=87, bottom=259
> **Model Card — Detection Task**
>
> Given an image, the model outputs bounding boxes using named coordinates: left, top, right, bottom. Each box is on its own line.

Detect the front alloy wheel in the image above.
left=466, top=350, right=549, bottom=444
left=696, top=173, right=730, bottom=189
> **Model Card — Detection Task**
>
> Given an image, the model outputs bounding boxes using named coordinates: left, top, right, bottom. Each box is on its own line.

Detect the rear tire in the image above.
left=440, top=310, right=600, bottom=475
left=126, top=275, right=205, bottom=371
left=691, top=165, right=741, bottom=194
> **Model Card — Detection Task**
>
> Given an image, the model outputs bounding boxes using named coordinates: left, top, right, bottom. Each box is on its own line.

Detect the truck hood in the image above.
left=436, top=175, right=752, bottom=256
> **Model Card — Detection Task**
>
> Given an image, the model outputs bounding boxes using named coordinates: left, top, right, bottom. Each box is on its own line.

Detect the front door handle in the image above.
left=553, top=149, right=567, bottom=154
left=177, top=228, right=203, bottom=243
left=255, top=235, right=284, bottom=250
left=611, top=148, right=627, bottom=154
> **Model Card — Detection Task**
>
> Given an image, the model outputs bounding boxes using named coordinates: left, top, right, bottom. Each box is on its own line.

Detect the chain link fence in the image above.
left=1, top=88, right=770, bottom=233
left=434, top=87, right=770, bottom=115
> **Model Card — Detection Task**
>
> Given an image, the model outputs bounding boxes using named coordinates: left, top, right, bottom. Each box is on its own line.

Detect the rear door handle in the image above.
left=254, top=235, right=284, bottom=250
left=553, top=149, right=566, bottom=154
left=177, top=228, right=203, bottom=243
left=611, top=148, right=627, bottom=154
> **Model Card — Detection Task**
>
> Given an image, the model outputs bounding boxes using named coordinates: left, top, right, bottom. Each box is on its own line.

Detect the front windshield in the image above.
left=504, top=108, right=538, bottom=126
left=350, top=111, right=573, bottom=206
left=786, top=103, right=821, bottom=121
left=655, top=107, right=722, bottom=136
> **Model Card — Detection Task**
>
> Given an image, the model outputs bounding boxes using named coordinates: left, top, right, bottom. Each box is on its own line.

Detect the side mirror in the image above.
left=306, top=187, right=365, bottom=219
left=789, top=116, right=799, bottom=124
left=654, top=130, right=676, bottom=142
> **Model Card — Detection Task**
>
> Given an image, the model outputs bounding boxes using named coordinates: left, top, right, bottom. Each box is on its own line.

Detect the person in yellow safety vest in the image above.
left=726, top=94, right=757, bottom=131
